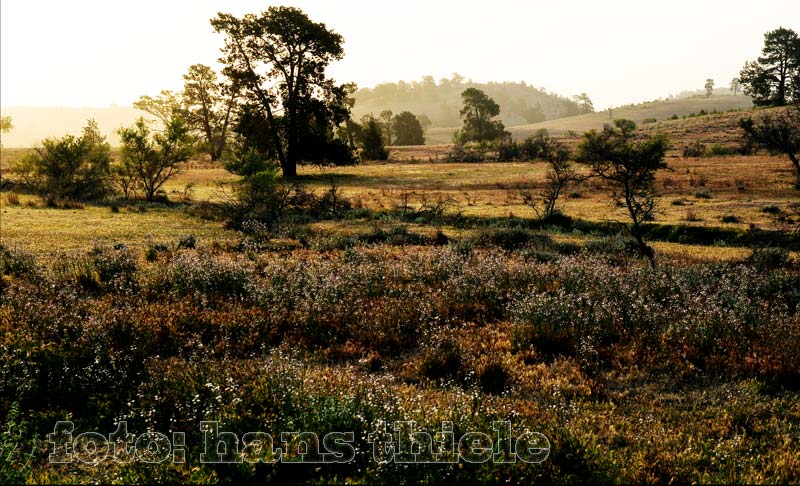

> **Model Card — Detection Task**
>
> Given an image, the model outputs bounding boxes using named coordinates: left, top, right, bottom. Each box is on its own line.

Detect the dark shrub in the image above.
left=476, top=360, right=509, bottom=394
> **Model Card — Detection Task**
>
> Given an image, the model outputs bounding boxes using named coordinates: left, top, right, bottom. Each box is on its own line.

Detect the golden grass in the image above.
left=2, top=140, right=798, bottom=260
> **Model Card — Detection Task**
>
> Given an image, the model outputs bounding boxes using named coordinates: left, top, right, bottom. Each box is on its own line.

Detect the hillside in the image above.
left=424, top=94, right=754, bottom=144
left=352, top=76, right=582, bottom=128
left=509, top=94, right=754, bottom=138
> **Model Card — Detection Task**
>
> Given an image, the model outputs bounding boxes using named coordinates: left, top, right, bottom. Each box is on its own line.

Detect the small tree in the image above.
left=704, top=79, right=715, bottom=97
left=182, top=64, right=239, bottom=161
left=456, top=88, right=508, bottom=143
left=15, top=119, right=112, bottom=201
left=740, top=106, right=800, bottom=189
left=576, top=119, right=669, bottom=267
left=730, top=77, right=740, bottom=95
left=360, top=117, right=389, bottom=160
left=117, top=116, right=194, bottom=201
left=379, top=110, right=393, bottom=145
left=391, top=112, right=425, bottom=145
left=573, top=93, right=594, bottom=113
left=521, top=139, right=581, bottom=221
left=0, top=116, right=12, bottom=133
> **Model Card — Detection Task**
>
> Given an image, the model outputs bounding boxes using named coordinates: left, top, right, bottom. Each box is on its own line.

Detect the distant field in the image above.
left=425, top=95, right=754, bottom=144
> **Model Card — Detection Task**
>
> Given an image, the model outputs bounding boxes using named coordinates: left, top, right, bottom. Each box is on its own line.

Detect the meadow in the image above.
left=1, top=109, right=799, bottom=484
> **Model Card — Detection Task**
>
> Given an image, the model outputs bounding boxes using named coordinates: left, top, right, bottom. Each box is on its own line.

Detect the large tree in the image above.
left=182, top=64, right=238, bottom=161
left=456, top=88, right=508, bottom=143
left=391, top=111, right=425, bottom=145
left=576, top=119, right=669, bottom=267
left=211, top=7, right=353, bottom=177
left=739, top=27, right=800, bottom=106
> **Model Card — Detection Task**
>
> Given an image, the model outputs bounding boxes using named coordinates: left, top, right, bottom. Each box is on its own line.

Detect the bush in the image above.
left=14, top=120, right=113, bottom=201
left=705, top=144, right=738, bottom=157
left=721, top=214, right=741, bottom=223
left=470, top=228, right=555, bottom=251
left=0, top=245, right=36, bottom=278
left=445, top=143, right=487, bottom=162
left=695, top=189, right=713, bottom=199
left=418, top=339, right=463, bottom=381
left=683, top=140, right=706, bottom=157
left=476, top=359, right=509, bottom=394
left=748, top=247, right=791, bottom=270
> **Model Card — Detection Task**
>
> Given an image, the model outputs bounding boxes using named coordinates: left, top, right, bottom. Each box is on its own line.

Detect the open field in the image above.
left=2, top=112, right=800, bottom=483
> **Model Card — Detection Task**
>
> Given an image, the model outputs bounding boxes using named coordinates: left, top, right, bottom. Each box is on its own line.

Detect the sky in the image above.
left=1, top=0, right=798, bottom=110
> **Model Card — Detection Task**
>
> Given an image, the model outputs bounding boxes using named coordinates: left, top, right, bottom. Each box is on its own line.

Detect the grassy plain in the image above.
left=1, top=108, right=799, bottom=484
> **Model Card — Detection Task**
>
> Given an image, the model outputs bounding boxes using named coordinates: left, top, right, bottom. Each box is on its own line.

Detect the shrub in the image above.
left=695, top=189, right=713, bottom=199
left=683, top=140, right=706, bottom=157
left=705, top=143, right=738, bottom=157
left=14, top=119, right=113, bottom=201
left=476, top=359, right=509, bottom=394
left=721, top=214, right=741, bottom=223
left=470, top=228, right=555, bottom=251
left=0, top=245, right=36, bottom=278
left=762, top=205, right=782, bottom=214
left=445, top=143, right=487, bottom=162
left=748, top=247, right=790, bottom=270
left=418, top=339, right=463, bottom=381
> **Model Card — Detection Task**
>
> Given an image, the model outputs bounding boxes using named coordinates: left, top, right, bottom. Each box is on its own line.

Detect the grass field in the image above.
left=2, top=110, right=800, bottom=483
left=426, top=95, right=755, bottom=143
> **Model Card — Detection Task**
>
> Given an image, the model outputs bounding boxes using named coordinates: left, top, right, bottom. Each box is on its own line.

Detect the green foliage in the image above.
left=14, top=119, right=112, bottom=201
left=133, top=90, right=182, bottom=125
left=456, top=87, right=509, bottom=143
left=520, top=138, right=579, bottom=220
left=738, top=27, right=800, bottom=106
left=182, top=64, right=238, bottom=161
left=212, top=7, right=353, bottom=176
left=360, top=117, right=389, bottom=160
left=0, top=115, right=12, bottom=133
left=117, top=116, right=194, bottom=201
left=576, top=119, right=669, bottom=266
left=740, top=106, right=800, bottom=188
left=391, top=111, right=425, bottom=145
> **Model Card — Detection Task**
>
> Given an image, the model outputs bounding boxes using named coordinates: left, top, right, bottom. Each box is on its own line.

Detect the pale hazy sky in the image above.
left=1, top=0, right=798, bottom=110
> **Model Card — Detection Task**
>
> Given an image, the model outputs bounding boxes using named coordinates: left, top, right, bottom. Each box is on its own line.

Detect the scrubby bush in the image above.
left=14, top=120, right=113, bottom=202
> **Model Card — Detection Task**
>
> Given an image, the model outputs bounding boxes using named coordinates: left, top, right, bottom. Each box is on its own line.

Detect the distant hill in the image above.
left=423, top=94, right=754, bottom=144
left=0, top=106, right=148, bottom=148
left=352, top=75, right=583, bottom=129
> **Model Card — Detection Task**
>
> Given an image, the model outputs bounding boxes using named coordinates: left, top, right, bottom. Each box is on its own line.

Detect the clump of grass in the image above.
left=721, top=214, right=741, bottom=223
left=5, top=193, right=20, bottom=206
left=694, top=189, right=713, bottom=199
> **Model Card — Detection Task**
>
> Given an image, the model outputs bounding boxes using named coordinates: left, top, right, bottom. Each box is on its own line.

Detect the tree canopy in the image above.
left=391, top=112, right=425, bottom=146
left=741, top=107, right=800, bottom=189
left=211, top=7, right=354, bottom=176
left=576, top=119, right=669, bottom=267
left=456, top=88, right=508, bottom=143
left=739, top=27, right=800, bottom=106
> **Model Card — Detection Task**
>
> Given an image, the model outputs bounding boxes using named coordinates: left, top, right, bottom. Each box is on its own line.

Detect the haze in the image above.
left=1, top=0, right=798, bottom=111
